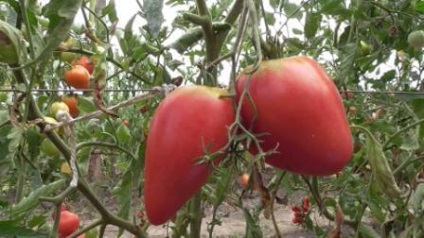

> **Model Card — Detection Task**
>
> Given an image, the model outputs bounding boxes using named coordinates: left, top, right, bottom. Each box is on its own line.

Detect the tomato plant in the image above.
left=2, top=0, right=424, bottom=237
left=144, top=85, right=235, bottom=225
left=64, top=65, right=90, bottom=89
left=236, top=56, right=352, bottom=176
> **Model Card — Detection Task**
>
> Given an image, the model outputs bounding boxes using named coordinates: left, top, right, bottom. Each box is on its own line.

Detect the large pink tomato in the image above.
left=235, top=56, right=352, bottom=176
left=144, top=85, right=235, bottom=225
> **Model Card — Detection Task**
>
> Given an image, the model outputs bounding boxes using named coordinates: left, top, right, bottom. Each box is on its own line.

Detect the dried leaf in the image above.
left=328, top=204, right=343, bottom=238
left=253, top=167, right=272, bottom=219
left=93, top=69, right=119, bottom=118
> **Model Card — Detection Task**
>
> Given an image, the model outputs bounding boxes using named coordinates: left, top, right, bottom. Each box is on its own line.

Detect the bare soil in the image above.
left=75, top=187, right=328, bottom=238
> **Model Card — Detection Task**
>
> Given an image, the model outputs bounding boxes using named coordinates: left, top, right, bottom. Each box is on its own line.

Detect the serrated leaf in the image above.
left=337, top=43, right=357, bottom=84
left=77, top=96, right=96, bottom=114
left=7, top=126, right=24, bottom=152
left=0, top=125, right=12, bottom=161
left=102, top=0, right=118, bottom=23
left=358, top=224, right=380, bottom=238
left=116, top=124, right=131, bottom=143
left=283, top=2, right=301, bottom=19
left=213, top=166, right=233, bottom=206
left=33, top=0, right=83, bottom=64
left=0, top=19, right=26, bottom=64
left=112, top=173, right=131, bottom=236
left=9, top=179, right=66, bottom=217
left=243, top=208, right=263, bottom=238
left=304, top=12, right=321, bottom=39
left=0, top=220, right=48, bottom=238
left=144, top=0, right=164, bottom=37
left=26, top=128, right=41, bottom=159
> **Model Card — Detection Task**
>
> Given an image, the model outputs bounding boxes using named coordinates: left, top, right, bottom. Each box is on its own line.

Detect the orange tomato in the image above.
left=239, top=173, right=250, bottom=187
left=74, top=55, right=94, bottom=74
left=64, top=65, right=90, bottom=89
left=61, top=95, right=80, bottom=117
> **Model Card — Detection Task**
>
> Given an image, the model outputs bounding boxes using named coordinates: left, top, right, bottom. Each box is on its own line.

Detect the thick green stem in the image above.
left=189, top=192, right=202, bottom=238
left=15, top=154, right=25, bottom=203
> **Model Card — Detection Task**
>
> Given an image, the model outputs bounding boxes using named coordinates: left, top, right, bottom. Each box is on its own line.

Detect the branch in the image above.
left=45, top=85, right=173, bottom=132
left=165, top=23, right=231, bottom=54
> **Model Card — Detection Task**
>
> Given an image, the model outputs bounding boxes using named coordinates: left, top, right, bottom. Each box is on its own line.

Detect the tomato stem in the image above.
left=189, top=192, right=203, bottom=238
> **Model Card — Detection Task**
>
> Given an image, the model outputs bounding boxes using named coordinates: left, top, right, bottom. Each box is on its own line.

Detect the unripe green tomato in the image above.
left=408, top=30, right=424, bottom=49
left=40, top=138, right=61, bottom=157
left=359, top=41, right=372, bottom=56
left=60, top=52, right=77, bottom=63
left=50, top=102, right=69, bottom=118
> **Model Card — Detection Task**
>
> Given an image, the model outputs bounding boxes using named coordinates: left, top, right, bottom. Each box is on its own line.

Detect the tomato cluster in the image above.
left=291, top=196, right=310, bottom=225
left=64, top=56, right=94, bottom=89
left=144, top=56, right=353, bottom=225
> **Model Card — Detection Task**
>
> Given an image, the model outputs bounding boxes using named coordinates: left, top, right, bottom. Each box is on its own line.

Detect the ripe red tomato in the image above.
left=57, top=211, right=80, bottom=237
left=144, top=85, right=235, bottom=225
left=74, top=55, right=94, bottom=74
left=61, top=95, right=80, bottom=118
left=235, top=56, right=352, bottom=176
left=51, top=203, right=69, bottom=219
left=64, top=65, right=90, bottom=89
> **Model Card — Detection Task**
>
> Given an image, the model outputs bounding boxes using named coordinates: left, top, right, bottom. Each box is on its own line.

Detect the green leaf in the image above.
left=33, top=0, right=83, bottom=64
left=337, top=43, right=357, bottom=84
left=77, top=96, right=96, bottom=114
left=364, top=128, right=402, bottom=199
left=0, top=124, right=12, bottom=160
left=116, top=124, right=131, bottom=143
left=320, top=0, right=349, bottom=16
left=144, top=0, right=164, bottom=37
left=0, top=19, right=26, bottom=64
left=283, top=2, right=302, bottom=19
left=212, top=166, right=233, bottom=206
left=243, top=208, right=263, bottom=238
left=102, top=0, right=118, bottom=23
left=304, top=12, right=321, bottom=39
left=0, top=220, right=48, bottom=238
left=264, top=11, right=276, bottom=25
left=7, top=126, right=24, bottom=152
left=412, top=183, right=424, bottom=214
left=26, top=128, right=41, bottom=159
left=416, top=1, right=424, bottom=13
left=9, top=179, right=66, bottom=217
left=358, top=223, right=380, bottom=238
left=380, top=70, right=396, bottom=83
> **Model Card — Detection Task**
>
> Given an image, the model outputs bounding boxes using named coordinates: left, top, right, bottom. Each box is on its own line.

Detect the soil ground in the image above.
left=76, top=187, right=329, bottom=238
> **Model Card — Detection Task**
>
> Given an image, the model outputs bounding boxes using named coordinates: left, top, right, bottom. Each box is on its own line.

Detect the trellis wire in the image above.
left=0, top=88, right=424, bottom=95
